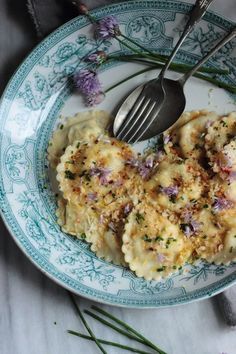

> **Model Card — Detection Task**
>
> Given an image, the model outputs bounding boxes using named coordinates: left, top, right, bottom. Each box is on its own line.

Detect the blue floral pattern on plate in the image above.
left=0, top=0, right=235, bottom=307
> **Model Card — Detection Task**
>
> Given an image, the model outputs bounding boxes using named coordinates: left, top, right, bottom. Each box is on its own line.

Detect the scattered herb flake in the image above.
left=80, top=233, right=86, bottom=240
left=143, top=234, right=152, bottom=242
left=135, top=212, right=144, bottom=224
left=65, top=170, right=76, bottom=180
left=157, top=266, right=166, bottom=272
left=155, top=236, right=164, bottom=241
left=220, top=120, right=228, bottom=127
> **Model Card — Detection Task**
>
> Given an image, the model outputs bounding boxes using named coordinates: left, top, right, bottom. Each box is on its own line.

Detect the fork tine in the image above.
left=117, top=98, right=151, bottom=140
left=128, top=101, right=163, bottom=144
left=126, top=100, right=156, bottom=143
left=116, top=89, right=146, bottom=139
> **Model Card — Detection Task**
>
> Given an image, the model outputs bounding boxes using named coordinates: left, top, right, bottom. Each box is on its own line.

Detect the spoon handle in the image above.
left=158, top=0, right=214, bottom=80
left=179, top=27, right=236, bottom=85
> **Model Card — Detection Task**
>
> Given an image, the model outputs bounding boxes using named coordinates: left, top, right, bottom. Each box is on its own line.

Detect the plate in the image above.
left=0, top=0, right=235, bottom=308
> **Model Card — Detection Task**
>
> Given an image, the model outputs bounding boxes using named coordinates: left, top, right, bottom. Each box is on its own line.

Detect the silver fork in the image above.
left=115, top=0, right=214, bottom=142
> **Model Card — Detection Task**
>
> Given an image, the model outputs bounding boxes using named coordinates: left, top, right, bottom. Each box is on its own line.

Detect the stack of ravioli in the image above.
left=48, top=109, right=236, bottom=280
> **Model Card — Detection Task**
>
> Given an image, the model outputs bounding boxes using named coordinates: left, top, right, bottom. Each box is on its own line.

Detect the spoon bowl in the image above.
left=113, top=27, right=235, bottom=143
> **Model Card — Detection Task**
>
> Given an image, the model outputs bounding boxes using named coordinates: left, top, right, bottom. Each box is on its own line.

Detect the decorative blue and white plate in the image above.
left=0, top=0, right=235, bottom=307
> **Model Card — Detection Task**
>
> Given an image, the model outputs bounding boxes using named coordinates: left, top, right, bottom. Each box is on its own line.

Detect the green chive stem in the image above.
left=105, top=65, right=235, bottom=94
left=115, top=36, right=157, bottom=62
left=108, top=54, right=229, bottom=75
left=68, top=293, right=107, bottom=354
left=67, top=330, right=152, bottom=354
left=193, top=73, right=236, bottom=93
left=119, top=33, right=166, bottom=61
left=91, top=305, right=167, bottom=354
left=84, top=310, right=149, bottom=346
left=84, top=309, right=166, bottom=354
left=105, top=67, right=154, bottom=93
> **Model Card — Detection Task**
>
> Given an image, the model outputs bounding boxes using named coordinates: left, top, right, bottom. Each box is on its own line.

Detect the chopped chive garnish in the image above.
left=143, top=234, right=152, bottom=242
left=157, top=266, right=166, bottom=272
left=135, top=212, right=145, bottom=224
left=155, top=236, right=164, bottom=241
left=65, top=170, right=76, bottom=180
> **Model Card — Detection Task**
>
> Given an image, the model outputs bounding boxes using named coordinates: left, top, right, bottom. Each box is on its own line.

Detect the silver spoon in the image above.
left=113, top=0, right=214, bottom=143
left=113, top=27, right=236, bottom=144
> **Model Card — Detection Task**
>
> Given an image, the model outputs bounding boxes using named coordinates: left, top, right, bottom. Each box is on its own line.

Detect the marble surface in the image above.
left=0, top=0, right=236, bottom=353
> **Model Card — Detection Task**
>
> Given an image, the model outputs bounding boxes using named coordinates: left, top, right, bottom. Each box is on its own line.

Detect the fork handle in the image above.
left=179, top=26, right=236, bottom=85
left=158, top=0, right=214, bottom=80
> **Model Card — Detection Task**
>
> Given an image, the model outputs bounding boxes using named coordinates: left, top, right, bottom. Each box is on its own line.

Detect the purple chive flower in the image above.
left=74, top=69, right=101, bottom=94
left=138, top=156, right=155, bottom=179
left=126, top=156, right=155, bottom=179
left=206, top=120, right=213, bottom=128
left=145, top=156, right=154, bottom=169
left=155, top=150, right=165, bottom=162
left=181, top=209, right=192, bottom=223
left=125, top=157, right=140, bottom=168
left=86, top=92, right=105, bottom=106
left=138, top=164, right=151, bottom=179
left=74, top=69, right=104, bottom=106
left=163, top=134, right=171, bottom=144
left=96, top=15, right=120, bottom=39
left=213, top=197, right=234, bottom=212
left=157, top=253, right=166, bottom=263
left=160, top=185, right=179, bottom=198
left=228, top=170, right=236, bottom=182
left=86, top=51, right=107, bottom=64
left=124, top=203, right=133, bottom=215
left=181, top=220, right=200, bottom=237
left=108, top=221, right=117, bottom=233
left=87, top=192, right=97, bottom=201
left=90, top=167, right=111, bottom=185
left=180, top=212, right=201, bottom=237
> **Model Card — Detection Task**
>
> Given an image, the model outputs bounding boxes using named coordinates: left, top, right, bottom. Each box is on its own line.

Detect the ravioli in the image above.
left=56, top=137, right=141, bottom=207
left=48, top=110, right=110, bottom=169
left=205, top=112, right=236, bottom=174
left=143, top=156, right=209, bottom=213
left=84, top=199, right=132, bottom=266
left=165, top=110, right=219, bottom=161
left=191, top=207, right=236, bottom=265
left=50, top=109, right=236, bottom=280
left=122, top=201, right=193, bottom=280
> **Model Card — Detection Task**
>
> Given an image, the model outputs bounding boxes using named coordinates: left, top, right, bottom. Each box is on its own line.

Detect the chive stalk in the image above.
left=84, top=309, right=166, bottom=354
left=67, top=330, right=152, bottom=354
left=92, top=305, right=167, bottom=354
left=68, top=292, right=107, bottom=354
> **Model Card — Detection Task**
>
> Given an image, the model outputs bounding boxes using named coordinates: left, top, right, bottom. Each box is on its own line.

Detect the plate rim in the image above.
left=0, top=0, right=235, bottom=308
